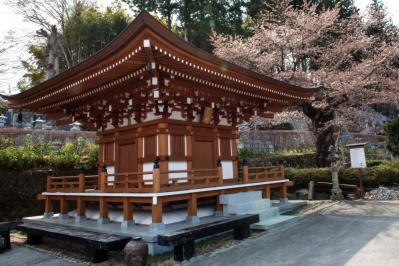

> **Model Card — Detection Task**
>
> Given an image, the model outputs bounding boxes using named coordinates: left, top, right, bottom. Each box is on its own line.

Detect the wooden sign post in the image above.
left=346, top=143, right=367, bottom=198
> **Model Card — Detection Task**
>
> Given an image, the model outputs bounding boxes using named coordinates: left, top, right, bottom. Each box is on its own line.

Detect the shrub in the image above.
left=238, top=147, right=262, bottom=158
left=384, top=118, right=399, bottom=156
left=286, top=164, right=399, bottom=189
left=0, top=137, right=98, bottom=170
left=270, top=122, right=294, bottom=130
left=366, top=160, right=390, bottom=167
left=239, top=150, right=317, bottom=168
left=392, top=161, right=399, bottom=170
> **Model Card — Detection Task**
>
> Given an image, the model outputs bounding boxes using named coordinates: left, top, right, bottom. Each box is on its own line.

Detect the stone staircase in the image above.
left=220, top=191, right=298, bottom=231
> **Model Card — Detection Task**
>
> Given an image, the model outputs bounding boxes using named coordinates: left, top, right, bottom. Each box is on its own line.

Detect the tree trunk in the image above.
left=47, top=25, right=60, bottom=79
left=302, top=102, right=335, bottom=167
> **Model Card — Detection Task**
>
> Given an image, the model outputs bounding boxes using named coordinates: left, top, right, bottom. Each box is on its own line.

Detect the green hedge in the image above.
left=0, top=136, right=98, bottom=170
left=239, top=150, right=317, bottom=168
left=384, top=118, right=399, bottom=156
left=286, top=164, right=399, bottom=189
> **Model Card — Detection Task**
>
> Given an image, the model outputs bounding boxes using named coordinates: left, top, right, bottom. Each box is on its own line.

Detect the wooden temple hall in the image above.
left=2, top=11, right=316, bottom=248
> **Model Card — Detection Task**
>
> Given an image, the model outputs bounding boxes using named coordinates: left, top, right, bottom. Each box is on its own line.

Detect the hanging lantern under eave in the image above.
left=202, top=106, right=213, bottom=124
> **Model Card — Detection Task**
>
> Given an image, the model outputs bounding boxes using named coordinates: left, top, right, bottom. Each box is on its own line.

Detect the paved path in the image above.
left=0, top=246, right=82, bottom=266
left=187, top=201, right=399, bottom=266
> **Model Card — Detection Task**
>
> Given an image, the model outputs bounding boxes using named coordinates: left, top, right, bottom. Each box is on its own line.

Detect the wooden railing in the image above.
left=47, top=171, right=98, bottom=192
left=45, top=163, right=286, bottom=193
left=242, top=164, right=285, bottom=183
left=102, top=171, right=153, bottom=193
left=162, top=169, right=220, bottom=191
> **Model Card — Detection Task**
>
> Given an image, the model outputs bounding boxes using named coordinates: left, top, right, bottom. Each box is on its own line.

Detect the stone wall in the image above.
left=0, top=168, right=96, bottom=221
left=239, top=130, right=316, bottom=152
left=0, top=128, right=96, bottom=146
left=0, top=170, right=47, bottom=221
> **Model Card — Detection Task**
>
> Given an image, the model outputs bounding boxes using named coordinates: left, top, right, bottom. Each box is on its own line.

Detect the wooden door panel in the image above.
left=118, top=142, right=137, bottom=173
left=192, top=140, right=215, bottom=169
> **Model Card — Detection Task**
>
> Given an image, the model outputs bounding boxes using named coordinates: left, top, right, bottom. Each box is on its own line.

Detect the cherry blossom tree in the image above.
left=212, top=0, right=399, bottom=166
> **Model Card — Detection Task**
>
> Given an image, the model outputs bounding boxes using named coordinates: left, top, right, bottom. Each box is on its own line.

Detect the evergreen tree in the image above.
left=15, top=1, right=131, bottom=89
left=122, top=0, right=250, bottom=52
left=365, top=0, right=398, bottom=44
left=291, top=0, right=357, bottom=19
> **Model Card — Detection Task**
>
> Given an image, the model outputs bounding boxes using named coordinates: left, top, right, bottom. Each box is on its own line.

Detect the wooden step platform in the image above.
left=17, top=222, right=131, bottom=263
left=0, top=221, right=21, bottom=253
left=158, top=214, right=259, bottom=261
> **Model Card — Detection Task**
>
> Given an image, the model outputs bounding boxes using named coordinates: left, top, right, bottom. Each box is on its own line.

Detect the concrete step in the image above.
left=219, top=191, right=262, bottom=205
left=249, top=207, right=280, bottom=220
left=251, top=215, right=298, bottom=231
left=226, top=199, right=271, bottom=215
left=272, top=200, right=307, bottom=214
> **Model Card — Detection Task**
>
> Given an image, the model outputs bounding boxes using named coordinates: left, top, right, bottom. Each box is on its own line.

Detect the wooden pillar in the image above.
left=151, top=198, right=163, bottom=224
left=279, top=165, right=285, bottom=179
left=59, top=196, right=68, bottom=219
left=186, top=128, right=193, bottom=174
left=122, top=197, right=134, bottom=227
left=137, top=129, right=144, bottom=173
left=214, top=193, right=223, bottom=215
left=79, top=166, right=85, bottom=192
left=100, top=165, right=107, bottom=192
left=75, top=197, right=86, bottom=223
left=44, top=196, right=53, bottom=218
left=46, top=170, right=53, bottom=192
left=217, top=159, right=223, bottom=185
left=153, top=161, right=161, bottom=193
left=76, top=197, right=86, bottom=216
left=98, top=197, right=109, bottom=224
left=187, top=194, right=199, bottom=223
left=158, top=123, right=169, bottom=185
left=231, top=134, right=239, bottom=179
left=242, top=159, right=249, bottom=183
left=279, top=183, right=288, bottom=203
left=263, top=185, right=271, bottom=199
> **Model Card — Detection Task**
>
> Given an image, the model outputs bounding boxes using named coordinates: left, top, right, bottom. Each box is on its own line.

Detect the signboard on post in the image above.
left=346, top=143, right=367, bottom=197
left=349, top=146, right=367, bottom=168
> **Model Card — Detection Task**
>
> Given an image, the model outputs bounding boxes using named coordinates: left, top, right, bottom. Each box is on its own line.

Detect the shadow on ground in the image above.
left=186, top=200, right=399, bottom=266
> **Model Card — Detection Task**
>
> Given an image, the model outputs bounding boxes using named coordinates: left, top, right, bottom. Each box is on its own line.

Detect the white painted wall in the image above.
left=168, top=161, right=188, bottom=183
left=221, top=160, right=234, bottom=179
left=219, top=117, right=230, bottom=126
left=143, top=162, right=153, bottom=184
left=107, top=166, right=115, bottom=184
left=169, top=111, right=185, bottom=121
left=143, top=109, right=162, bottom=122
left=105, top=122, right=114, bottom=130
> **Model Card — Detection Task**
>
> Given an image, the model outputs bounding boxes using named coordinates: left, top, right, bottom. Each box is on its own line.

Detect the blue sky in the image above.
left=0, top=0, right=398, bottom=94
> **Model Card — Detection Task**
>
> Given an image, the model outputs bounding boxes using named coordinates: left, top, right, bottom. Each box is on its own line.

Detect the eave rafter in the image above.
left=2, top=11, right=317, bottom=129
left=148, top=37, right=314, bottom=101
left=11, top=44, right=147, bottom=110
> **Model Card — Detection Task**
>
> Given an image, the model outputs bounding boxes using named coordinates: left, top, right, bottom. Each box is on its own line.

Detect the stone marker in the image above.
left=328, top=145, right=343, bottom=200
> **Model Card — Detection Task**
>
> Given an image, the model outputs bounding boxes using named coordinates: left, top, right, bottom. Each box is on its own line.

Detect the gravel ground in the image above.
left=365, top=186, right=399, bottom=200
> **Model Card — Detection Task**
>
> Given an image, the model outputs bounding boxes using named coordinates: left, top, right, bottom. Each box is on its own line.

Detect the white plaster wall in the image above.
left=105, top=122, right=114, bottom=130
left=70, top=206, right=215, bottom=225
left=168, top=161, right=188, bottom=183
left=219, top=117, right=230, bottom=126
left=143, top=109, right=162, bottom=122
left=143, top=162, right=153, bottom=184
left=221, top=160, right=234, bottom=179
left=107, top=166, right=115, bottom=184
left=120, top=117, right=129, bottom=127
left=193, top=113, right=201, bottom=122
left=169, top=111, right=185, bottom=121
